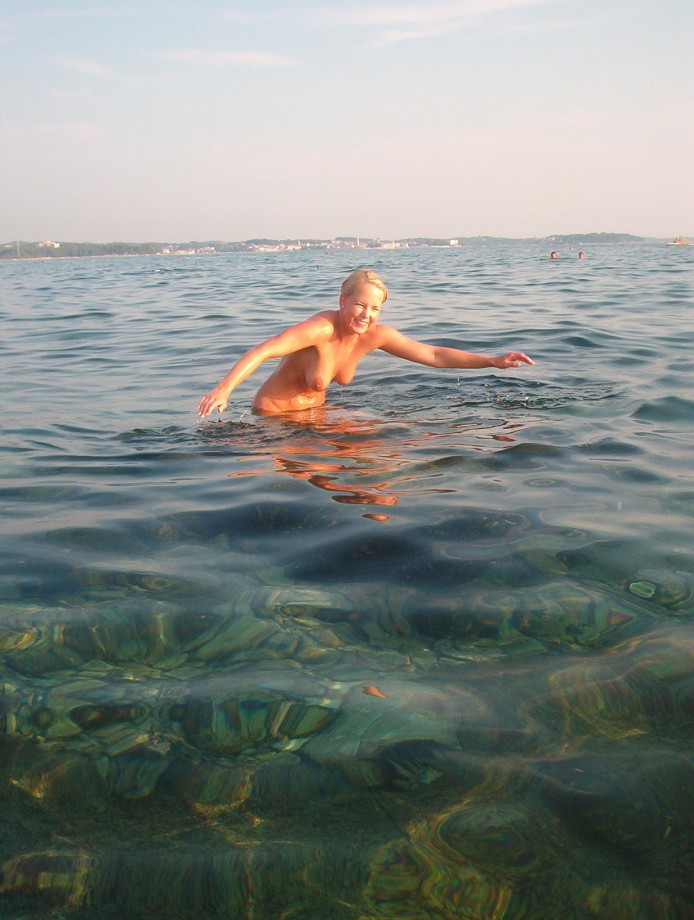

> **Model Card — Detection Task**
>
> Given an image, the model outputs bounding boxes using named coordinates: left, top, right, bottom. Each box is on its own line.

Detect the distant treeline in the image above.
left=0, top=241, right=247, bottom=260
left=1, top=241, right=166, bottom=260
left=543, top=233, right=647, bottom=244
left=1, top=232, right=655, bottom=260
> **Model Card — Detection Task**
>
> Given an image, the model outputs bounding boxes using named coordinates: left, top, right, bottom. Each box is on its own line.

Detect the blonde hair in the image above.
left=340, top=269, right=388, bottom=303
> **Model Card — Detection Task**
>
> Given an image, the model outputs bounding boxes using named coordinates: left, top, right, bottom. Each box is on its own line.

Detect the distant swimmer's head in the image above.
left=550, top=251, right=558, bottom=260
left=341, top=269, right=388, bottom=304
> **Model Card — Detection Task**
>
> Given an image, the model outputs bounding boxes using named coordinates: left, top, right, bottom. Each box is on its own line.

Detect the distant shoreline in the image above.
left=0, top=253, right=151, bottom=263
left=1, top=233, right=681, bottom=262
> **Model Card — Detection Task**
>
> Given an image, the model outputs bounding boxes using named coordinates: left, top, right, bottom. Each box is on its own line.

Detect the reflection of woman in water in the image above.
left=222, top=413, right=525, bottom=522
left=198, top=269, right=534, bottom=418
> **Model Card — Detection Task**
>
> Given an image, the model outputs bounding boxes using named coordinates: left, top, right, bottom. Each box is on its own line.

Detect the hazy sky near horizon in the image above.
left=2, top=0, right=692, bottom=242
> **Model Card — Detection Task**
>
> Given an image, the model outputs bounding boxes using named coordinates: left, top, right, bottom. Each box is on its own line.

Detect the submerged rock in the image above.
left=626, top=569, right=693, bottom=612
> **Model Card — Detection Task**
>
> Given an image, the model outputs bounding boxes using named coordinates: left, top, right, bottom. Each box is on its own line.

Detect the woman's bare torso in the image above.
left=198, top=274, right=534, bottom=421
left=252, top=310, right=376, bottom=413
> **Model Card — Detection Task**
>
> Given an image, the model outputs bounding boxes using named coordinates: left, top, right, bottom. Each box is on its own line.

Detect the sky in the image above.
left=1, top=0, right=692, bottom=242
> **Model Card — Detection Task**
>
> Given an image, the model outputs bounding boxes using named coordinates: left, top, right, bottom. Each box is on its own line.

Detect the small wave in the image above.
left=633, top=395, right=694, bottom=423
left=562, top=334, right=606, bottom=348
left=115, top=425, right=196, bottom=445
left=577, top=437, right=642, bottom=458
left=451, top=380, right=620, bottom=412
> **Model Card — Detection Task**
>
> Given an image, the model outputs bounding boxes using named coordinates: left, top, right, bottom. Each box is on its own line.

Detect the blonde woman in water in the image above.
left=198, top=269, right=534, bottom=417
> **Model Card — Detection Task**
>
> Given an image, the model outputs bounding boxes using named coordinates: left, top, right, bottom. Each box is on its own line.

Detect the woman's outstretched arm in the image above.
left=375, top=326, right=534, bottom=370
left=198, top=315, right=333, bottom=417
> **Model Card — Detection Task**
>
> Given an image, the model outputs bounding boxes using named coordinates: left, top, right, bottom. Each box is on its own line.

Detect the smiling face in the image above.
left=339, top=282, right=385, bottom=336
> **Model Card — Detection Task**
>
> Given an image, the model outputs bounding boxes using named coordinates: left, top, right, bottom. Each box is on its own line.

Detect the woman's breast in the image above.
left=303, top=348, right=335, bottom=392
left=300, top=345, right=358, bottom=390
left=333, top=365, right=355, bottom=386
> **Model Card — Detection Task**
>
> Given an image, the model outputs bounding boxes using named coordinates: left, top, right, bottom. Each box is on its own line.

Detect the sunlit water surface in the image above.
left=1, top=244, right=693, bottom=918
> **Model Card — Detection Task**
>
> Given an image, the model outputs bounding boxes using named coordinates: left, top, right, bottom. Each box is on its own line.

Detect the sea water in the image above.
left=1, top=243, right=693, bottom=918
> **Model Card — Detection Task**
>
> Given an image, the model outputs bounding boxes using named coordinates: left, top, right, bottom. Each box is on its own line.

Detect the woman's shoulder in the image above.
left=305, top=309, right=339, bottom=335
left=370, top=322, right=399, bottom=343
left=276, top=310, right=337, bottom=345
left=313, top=308, right=339, bottom=324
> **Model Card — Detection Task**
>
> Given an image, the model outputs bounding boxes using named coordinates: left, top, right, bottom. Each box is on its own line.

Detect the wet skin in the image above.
left=197, top=282, right=534, bottom=417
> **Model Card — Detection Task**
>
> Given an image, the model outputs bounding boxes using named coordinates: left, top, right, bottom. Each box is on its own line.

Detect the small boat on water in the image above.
left=667, top=235, right=693, bottom=246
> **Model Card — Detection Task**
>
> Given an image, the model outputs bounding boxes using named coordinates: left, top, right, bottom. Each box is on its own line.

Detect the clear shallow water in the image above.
left=1, top=244, right=693, bottom=918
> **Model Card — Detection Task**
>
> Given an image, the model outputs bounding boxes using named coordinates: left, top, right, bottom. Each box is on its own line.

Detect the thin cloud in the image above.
left=504, top=6, right=628, bottom=35
left=159, top=49, right=298, bottom=68
left=326, top=0, right=539, bottom=25
left=221, top=11, right=260, bottom=25
left=320, top=0, right=557, bottom=46
left=52, top=56, right=112, bottom=78
left=376, top=22, right=464, bottom=45
left=1, top=122, right=102, bottom=147
left=27, top=5, right=154, bottom=20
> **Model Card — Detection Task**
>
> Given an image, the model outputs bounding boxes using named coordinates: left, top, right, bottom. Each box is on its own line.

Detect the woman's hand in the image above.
left=493, top=351, right=535, bottom=369
left=198, top=388, right=229, bottom=417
